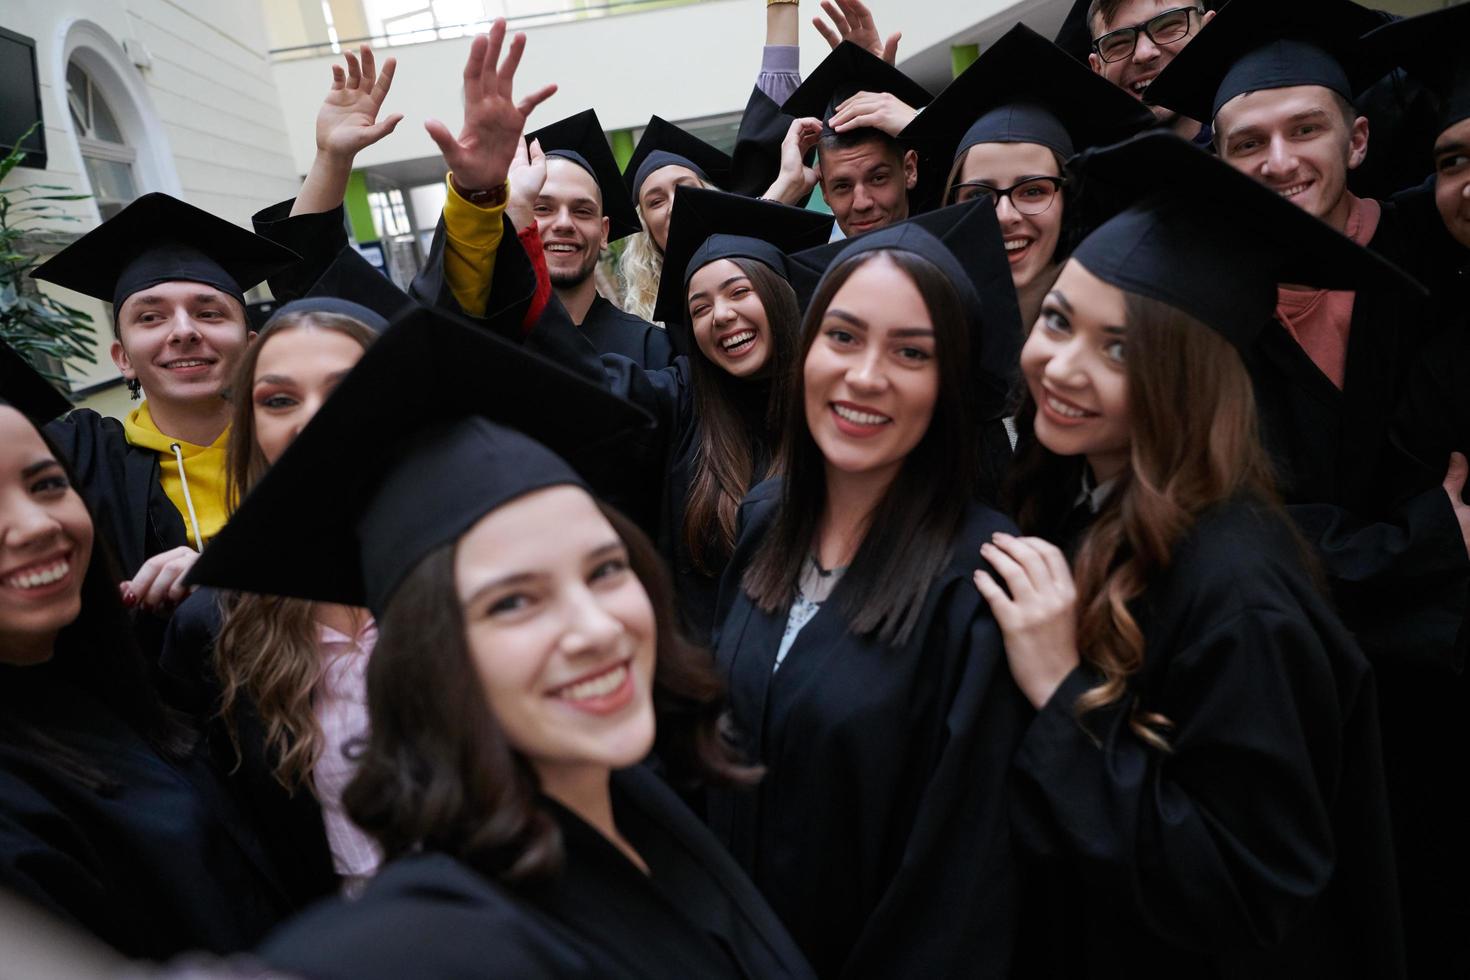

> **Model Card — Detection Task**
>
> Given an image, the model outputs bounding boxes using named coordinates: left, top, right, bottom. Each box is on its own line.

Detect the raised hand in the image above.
left=425, top=18, right=558, bottom=193
left=506, top=137, right=548, bottom=232
left=315, top=45, right=403, bottom=161
left=763, top=117, right=824, bottom=205
left=973, top=532, right=1081, bottom=709
left=829, top=91, right=918, bottom=137
left=813, top=0, right=901, bottom=65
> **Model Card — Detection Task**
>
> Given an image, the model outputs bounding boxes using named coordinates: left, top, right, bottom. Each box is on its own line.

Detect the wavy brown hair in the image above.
left=1007, top=290, right=1278, bottom=750
left=214, top=311, right=378, bottom=790
left=344, top=499, right=758, bottom=883
left=682, top=257, right=800, bottom=574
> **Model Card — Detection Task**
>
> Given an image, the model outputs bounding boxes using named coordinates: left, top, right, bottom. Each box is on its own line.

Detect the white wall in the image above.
left=268, top=0, right=1062, bottom=176
left=0, top=0, right=303, bottom=404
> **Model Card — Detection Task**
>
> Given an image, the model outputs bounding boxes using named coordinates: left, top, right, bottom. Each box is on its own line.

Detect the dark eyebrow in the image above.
left=689, top=275, right=751, bottom=304
left=824, top=308, right=867, bottom=328
left=21, top=458, right=62, bottom=479
left=461, top=539, right=626, bottom=607
left=535, top=194, right=601, bottom=209
left=1435, top=138, right=1467, bottom=157
left=254, top=369, right=352, bottom=387
left=127, top=291, right=229, bottom=309
left=890, top=327, right=935, bottom=338
left=1045, top=289, right=1125, bottom=333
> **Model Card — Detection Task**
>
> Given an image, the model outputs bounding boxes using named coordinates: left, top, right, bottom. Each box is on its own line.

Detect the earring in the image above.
left=127, top=378, right=142, bottom=400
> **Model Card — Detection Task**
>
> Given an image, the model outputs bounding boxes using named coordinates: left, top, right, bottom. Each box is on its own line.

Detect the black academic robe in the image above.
left=1010, top=499, right=1404, bottom=980
left=156, top=588, right=340, bottom=910
left=44, top=410, right=188, bottom=584
left=256, top=765, right=815, bottom=980
left=706, top=478, right=1029, bottom=979
left=580, top=293, right=676, bottom=370
left=0, top=661, right=291, bottom=960
left=1375, top=195, right=1470, bottom=979
left=1246, top=195, right=1470, bottom=668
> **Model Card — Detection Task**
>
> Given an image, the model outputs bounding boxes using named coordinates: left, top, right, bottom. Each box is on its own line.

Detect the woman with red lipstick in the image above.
left=705, top=203, right=1030, bottom=978
left=190, top=310, right=814, bottom=979
left=981, top=134, right=1405, bottom=977
left=0, top=345, right=291, bottom=959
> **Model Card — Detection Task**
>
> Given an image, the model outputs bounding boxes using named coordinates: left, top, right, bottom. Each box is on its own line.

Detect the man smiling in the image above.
left=509, top=110, right=674, bottom=369
left=32, top=194, right=296, bottom=595
left=1082, top=0, right=1215, bottom=139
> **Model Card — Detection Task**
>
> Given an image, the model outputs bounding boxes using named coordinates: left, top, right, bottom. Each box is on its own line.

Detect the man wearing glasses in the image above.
left=1083, top=1, right=1215, bottom=140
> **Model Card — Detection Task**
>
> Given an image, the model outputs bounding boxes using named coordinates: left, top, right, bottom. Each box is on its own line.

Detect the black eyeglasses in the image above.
left=1091, top=5, right=1203, bottom=64
left=947, top=176, right=1066, bottom=214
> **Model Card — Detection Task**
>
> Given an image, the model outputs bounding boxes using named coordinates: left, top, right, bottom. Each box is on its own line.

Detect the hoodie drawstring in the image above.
left=170, top=442, right=205, bottom=553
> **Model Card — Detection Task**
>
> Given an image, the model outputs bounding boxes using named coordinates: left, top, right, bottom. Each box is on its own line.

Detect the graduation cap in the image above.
left=279, top=246, right=418, bottom=331
left=1359, top=4, right=1470, bottom=137
left=30, top=193, right=299, bottom=318
left=525, top=109, right=642, bottom=241
left=623, top=116, right=734, bottom=204
left=781, top=41, right=933, bottom=132
left=901, top=24, right=1156, bottom=165
left=1143, top=0, right=1386, bottom=124
left=787, top=199, right=1022, bottom=422
left=652, top=186, right=834, bottom=349
left=1067, top=131, right=1424, bottom=352
left=188, top=304, right=653, bottom=613
left=0, top=340, right=72, bottom=426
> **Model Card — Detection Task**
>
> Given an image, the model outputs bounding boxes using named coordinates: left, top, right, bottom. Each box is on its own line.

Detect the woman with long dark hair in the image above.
left=901, top=24, right=1153, bottom=328
left=982, top=133, right=1406, bottom=978
left=515, top=185, right=833, bottom=642
left=0, top=344, right=289, bottom=959
left=706, top=203, right=1031, bottom=978
left=189, top=308, right=813, bottom=979
left=160, top=298, right=387, bottom=906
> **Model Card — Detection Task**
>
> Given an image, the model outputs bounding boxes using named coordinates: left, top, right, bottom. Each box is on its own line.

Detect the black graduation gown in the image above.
left=580, top=293, right=676, bottom=370
left=43, top=410, right=188, bottom=584
left=0, top=661, right=291, bottom=959
left=256, top=765, right=815, bottom=980
left=156, top=588, right=341, bottom=910
left=1245, top=196, right=1470, bottom=667
left=706, top=478, right=1030, bottom=979
left=1010, top=499, right=1404, bottom=980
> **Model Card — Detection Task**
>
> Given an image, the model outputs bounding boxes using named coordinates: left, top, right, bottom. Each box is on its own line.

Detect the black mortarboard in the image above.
left=0, top=340, right=72, bottom=426
left=1053, top=0, right=1096, bottom=64
left=1359, top=4, right=1470, bottom=137
left=188, top=305, right=652, bottom=613
left=781, top=42, right=933, bottom=132
left=525, top=109, right=642, bottom=241
left=653, top=187, right=834, bottom=348
left=30, top=193, right=299, bottom=317
left=786, top=199, right=1022, bottom=422
left=1144, top=0, right=1385, bottom=124
left=901, top=24, right=1155, bottom=164
left=1067, top=131, right=1424, bottom=352
left=288, top=246, right=417, bottom=329
left=262, top=295, right=389, bottom=333
left=623, top=116, right=734, bottom=203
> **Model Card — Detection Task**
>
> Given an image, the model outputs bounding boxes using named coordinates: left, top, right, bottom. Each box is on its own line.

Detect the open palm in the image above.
left=315, top=45, right=402, bottom=159
left=425, top=19, right=558, bottom=191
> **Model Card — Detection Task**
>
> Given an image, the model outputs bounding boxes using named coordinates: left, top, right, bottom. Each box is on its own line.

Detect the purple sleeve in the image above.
left=756, top=44, right=801, bottom=105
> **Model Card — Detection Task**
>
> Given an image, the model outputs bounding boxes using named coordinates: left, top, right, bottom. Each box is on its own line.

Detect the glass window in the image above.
left=67, top=59, right=138, bottom=219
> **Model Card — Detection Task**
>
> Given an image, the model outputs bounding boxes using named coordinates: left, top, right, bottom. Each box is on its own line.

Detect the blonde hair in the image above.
left=617, top=175, right=719, bottom=322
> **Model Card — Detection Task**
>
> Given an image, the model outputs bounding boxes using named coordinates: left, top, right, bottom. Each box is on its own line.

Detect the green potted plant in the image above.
left=1, top=122, right=96, bottom=387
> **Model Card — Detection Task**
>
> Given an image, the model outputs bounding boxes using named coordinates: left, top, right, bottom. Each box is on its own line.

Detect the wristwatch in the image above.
left=450, top=174, right=509, bottom=207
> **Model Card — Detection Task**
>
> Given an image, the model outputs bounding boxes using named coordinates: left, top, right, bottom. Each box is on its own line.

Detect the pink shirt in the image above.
left=1275, top=193, right=1382, bottom=390
left=312, top=620, right=382, bottom=888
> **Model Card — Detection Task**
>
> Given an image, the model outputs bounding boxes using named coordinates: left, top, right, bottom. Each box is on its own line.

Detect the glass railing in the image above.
left=271, top=0, right=716, bottom=60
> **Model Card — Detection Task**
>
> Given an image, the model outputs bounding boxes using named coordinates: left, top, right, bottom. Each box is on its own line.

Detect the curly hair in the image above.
left=1007, top=289, right=1279, bottom=750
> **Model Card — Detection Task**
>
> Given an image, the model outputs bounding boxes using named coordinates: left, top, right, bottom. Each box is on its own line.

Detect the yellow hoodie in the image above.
left=122, top=401, right=229, bottom=550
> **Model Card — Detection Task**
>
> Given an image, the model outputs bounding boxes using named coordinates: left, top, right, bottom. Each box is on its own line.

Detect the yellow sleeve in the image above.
left=441, top=174, right=509, bottom=317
